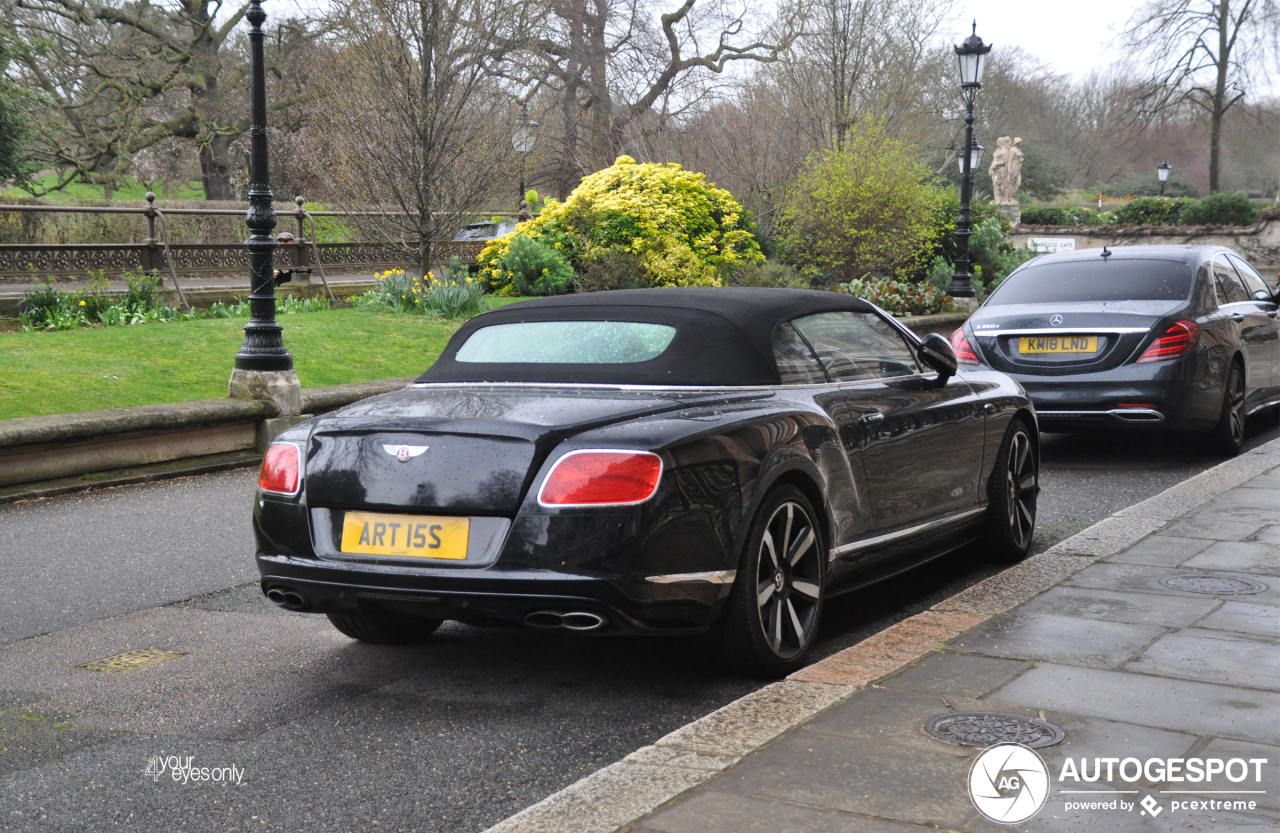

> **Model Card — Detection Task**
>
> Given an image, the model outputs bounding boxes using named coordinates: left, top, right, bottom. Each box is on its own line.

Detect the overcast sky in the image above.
left=947, top=0, right=1143, bottom=80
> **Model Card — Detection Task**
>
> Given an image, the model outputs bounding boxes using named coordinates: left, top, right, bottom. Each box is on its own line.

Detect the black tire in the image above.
left=985, top=418, right=1038, bottom=564
left=712, top=485, right=825, bottom=677
left=1210, top=361, right=1246, bottom=457
left=326, top=612, right=442, bottom=644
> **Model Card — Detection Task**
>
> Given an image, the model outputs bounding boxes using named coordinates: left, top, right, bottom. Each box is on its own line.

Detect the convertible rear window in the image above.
left=987, top=260, right=1194, bottom=305
left=454, top=321, right=677, bottom=364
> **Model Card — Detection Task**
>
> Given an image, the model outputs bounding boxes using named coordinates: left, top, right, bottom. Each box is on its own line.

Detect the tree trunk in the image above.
left=1209, top=0, right=1230, bottom=193
left=200, top=136, right=235, bottom=200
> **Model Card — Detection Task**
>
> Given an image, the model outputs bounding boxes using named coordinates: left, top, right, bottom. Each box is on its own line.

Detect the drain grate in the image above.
left=924, top=712, right=1064, bottom=749
left=79, top=648, right=186, bottom=673
left=1160, top=574, right=1267, bottom=595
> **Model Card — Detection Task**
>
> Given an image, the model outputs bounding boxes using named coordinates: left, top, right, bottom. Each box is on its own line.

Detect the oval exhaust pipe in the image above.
left=266, top=588, right=288, bottom=606
left=523, top=610, right=608, bottom=631
left=560, top=612, right=607, bottom=631
left=524, top=611, right=564, bottom=629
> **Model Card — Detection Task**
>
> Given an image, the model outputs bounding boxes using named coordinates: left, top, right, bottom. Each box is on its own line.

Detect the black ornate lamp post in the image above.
left=1157, top=160, right=1172, bottom=197
left=229, top=0, right=300, bottom=415
left=512, top=103, right=539, bottom=203
left=948, top=22, right=992, bottom=302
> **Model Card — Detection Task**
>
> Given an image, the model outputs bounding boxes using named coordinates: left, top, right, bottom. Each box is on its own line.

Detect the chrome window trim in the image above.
left=973, top=327, right=1149, bottom=337
left=645, top=570, right=737, bottom=585
left=828, top=507, right=985, bottom=561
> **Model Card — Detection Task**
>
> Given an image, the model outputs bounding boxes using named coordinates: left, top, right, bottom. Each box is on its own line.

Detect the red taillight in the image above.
left=259, top=442, right=301, bottom=495
left=1137, top=320, right=1199, bottom=364
left=950, top=328, right=980, bottom=366
left=538, top=450, right=663, bottom=506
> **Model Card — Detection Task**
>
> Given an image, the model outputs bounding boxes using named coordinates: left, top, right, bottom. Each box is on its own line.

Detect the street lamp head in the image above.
left=958, top=137, right=985, bottom=174
left=512, top=118, right=539, bottom=154
left=955, top=21, right=992, bottom=88
left=1157, top=160, right=1172, bottom=182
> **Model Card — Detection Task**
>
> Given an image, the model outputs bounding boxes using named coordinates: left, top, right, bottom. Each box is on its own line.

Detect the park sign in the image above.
left=1027, top=237, right=1076, bottom=253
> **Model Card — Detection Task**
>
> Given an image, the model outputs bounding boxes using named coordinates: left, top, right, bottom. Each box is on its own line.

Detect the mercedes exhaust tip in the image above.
left=523, top=610, right=608, bottom=631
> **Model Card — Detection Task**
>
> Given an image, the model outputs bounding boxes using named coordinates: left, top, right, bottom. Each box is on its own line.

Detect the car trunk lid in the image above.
left=302, top=385, right=763, bottom=513
left=971, top=301, right=1184, bottom=375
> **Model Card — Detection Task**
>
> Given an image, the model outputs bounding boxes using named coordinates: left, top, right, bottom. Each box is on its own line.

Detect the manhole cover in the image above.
left=79, top=648, right=186, bottom=673
left=924, top=712, right=1064, bottom=749
left=1160, top=574, right=1267, bottom=595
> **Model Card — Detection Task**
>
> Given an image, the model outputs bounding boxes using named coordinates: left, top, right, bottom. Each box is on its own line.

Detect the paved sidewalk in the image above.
left=628, top=452, right=1280, bottom=831
left=486, top=437, right=1280, bottom=833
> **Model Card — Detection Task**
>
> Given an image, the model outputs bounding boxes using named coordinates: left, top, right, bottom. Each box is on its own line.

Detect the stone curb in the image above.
left=481, top=435, right=1280, bottom=833
left=0, top=450, right=263, bottom=505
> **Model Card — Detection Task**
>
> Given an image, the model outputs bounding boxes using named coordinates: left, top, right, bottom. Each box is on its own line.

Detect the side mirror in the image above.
left=917, top=333, right=958, bottom=382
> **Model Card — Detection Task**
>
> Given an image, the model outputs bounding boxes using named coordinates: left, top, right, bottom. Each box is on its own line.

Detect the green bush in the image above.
left=498, top=234, right=575, bottom=296
left=123, top=269, right=162, bottom=311
left=1178, top=192, right=1259, bottom=227
left=836, top=277, right=951, bottom=316
left=777, top=116, right=950, bottom=286
left=478, top=156, right=762, bottom=293
left=1094, top=172, right=1200, bottom=198
left=726, top=260, right=811, bottom=289
left=925, top=218, right=1037, bottom=300
left=1019, top=206, right=1102, bottom=226
left=573, top=247, right=648, bottom=293
left=1110, top=197, right=1194, bottom=226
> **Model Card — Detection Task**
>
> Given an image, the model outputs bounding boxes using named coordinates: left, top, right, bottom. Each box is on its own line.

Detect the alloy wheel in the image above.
left=1005, top=430, right=1037, bottom=550
left=755, top=501, right=821, bottom=659
left=1227, top=368, right=1245, bottom=446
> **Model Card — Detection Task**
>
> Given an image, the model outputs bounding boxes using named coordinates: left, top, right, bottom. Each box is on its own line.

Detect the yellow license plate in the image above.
left=1018, top=335, right=1098, bottom=354
left=340, top=511, right=469, bottom=559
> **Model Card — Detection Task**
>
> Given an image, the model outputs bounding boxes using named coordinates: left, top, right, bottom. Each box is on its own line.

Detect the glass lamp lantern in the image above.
left=955, top=22, right=992, bottom=88
left=1157, top=160, right=1172, bottom=183
left=958, top=139, right=985, bottom=173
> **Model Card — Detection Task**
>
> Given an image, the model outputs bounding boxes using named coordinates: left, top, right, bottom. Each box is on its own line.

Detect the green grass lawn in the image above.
left=3, top=175, right=205, bottom=203
left=0, top=301, right=528, bottom=420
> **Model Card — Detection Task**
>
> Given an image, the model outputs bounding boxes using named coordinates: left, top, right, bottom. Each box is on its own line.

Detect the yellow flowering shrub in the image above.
left=478, top=156, right=763, bottom=293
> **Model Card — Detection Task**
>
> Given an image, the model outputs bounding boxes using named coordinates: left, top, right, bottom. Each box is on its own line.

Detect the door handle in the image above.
left=983, top=403, right=995, bottom=413
left=857, top=412, right=885, bottom=426
left=1232, top=313, right=1245, bottom=322
left=1269, top=310, right=1278, bottom=319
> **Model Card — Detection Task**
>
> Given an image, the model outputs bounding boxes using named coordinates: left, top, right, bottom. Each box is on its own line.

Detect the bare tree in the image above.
left=1122, top=0, right=1279, bottom=191
left=8, top=0, right=325, bottom=198
left=778, top=0, right=951, bottom=151
left=313, top=0, right=524, bottom=275
left=517, top=0, right=799, bottom=197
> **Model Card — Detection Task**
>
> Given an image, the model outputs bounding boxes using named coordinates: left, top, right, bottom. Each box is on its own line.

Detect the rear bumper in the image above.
left=1008, top=363, right=1221, bottom=433
left=256, top=551, right=731, bottom=635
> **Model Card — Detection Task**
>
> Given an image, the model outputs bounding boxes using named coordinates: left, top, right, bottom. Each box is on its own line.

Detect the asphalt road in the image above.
left=1, top=413, right=1277, bottom=832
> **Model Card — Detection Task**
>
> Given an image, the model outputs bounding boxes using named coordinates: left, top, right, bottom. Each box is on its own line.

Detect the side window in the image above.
left=1212, top=256, right=1250, bottom=305
left=792, top=312, right=922, bottom=382
left=771, top=322, right=828, bottom=385
left=1227, top=255, right=1271, bottom=300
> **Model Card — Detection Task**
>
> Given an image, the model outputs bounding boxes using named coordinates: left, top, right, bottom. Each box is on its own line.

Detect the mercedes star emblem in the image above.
left=1050, top=314, right=1063, bottom=326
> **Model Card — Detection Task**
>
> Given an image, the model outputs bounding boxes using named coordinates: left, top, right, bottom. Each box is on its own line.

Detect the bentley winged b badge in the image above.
left=383, top=444, right=429, bottom=462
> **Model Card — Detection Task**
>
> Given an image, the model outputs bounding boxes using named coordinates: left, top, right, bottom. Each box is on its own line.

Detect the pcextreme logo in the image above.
left=968, top=743, right=1051, bottom=824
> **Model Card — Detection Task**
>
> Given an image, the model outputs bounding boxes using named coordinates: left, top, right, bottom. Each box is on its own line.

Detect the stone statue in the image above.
left=989, top=136, right=1023, bottom=205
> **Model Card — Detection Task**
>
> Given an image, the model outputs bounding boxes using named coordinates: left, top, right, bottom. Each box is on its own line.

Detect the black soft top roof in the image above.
left=417, top=287, right=877, bottom=386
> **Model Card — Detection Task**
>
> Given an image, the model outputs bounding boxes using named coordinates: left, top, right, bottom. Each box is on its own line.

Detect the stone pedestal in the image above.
left=950, top=296, right=980, bottom=315
left=997, top=202, right=1021, bottom=225
left=228, top=369, right=302, bottom=416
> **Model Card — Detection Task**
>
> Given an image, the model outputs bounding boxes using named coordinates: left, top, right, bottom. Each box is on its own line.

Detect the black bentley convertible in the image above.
left=254, top=289, right=1038, bottom=675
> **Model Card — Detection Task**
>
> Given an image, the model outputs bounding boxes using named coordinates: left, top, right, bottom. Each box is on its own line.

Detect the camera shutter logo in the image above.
left=968, top=743, right=1051, bottom=824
